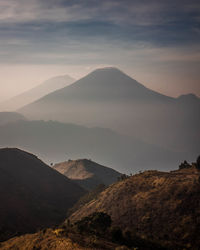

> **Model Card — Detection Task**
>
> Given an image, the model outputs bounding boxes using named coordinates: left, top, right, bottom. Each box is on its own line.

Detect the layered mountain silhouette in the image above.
left=0, top=120, right=186, bottom=173
left=19, top=67, right=200, bottom=154
left=0, top=74, right=75, bottom=111
left=0, top=112, right=26, bottom=126
left=0, top=148, right=85, bottom=241
left=53, top=159, right=121, bottom=190
left=70, top=165, right=200, bottom=249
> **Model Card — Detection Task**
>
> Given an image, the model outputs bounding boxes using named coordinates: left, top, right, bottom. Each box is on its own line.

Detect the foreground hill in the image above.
left=0, top=112, right=26, bottom=125
left=0, top=120, right=185, bottom=173
left=0, top=229, right=119, bottom=250
left=53, top=159, right=121, bottom=190
left=0, top=74, right=75, bottom=111
left=0, top=219, right=167, bottom=250
left=70, top=166, right=200, bottom=249
left=0, top=148, right=85, bottom=241
left=19, top=67, right=200, bottom=154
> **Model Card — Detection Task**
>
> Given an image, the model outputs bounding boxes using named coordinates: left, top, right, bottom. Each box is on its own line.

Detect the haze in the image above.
left=0, top=0, right=200, bottom=101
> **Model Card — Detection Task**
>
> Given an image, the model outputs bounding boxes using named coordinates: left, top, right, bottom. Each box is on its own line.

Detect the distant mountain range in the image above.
left=18, top=67, right=200, bottom=155
left=0, top=74, right=75, bottom=111
left=0, top=112, right=26, bottom=125
left=0, top=148, right=85, bottom=241
left=0, top=120, right=186, bottom=173
left=70, top=165, right=200, bottom=249
left=53, top=159, right=121, bottom=190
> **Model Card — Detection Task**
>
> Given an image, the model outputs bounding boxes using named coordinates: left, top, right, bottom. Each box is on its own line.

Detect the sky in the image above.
left=0, top=0, right=200, bottom=101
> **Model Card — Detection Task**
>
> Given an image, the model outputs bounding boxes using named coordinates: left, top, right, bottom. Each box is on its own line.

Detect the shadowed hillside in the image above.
left=0, top=148, right=85, bottom=241
left=53, top=159, right=121, bottom=190
left=70, top=165, right=200, bottom=249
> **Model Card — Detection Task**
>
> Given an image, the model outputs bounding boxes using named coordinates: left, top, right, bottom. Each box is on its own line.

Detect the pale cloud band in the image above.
left=0, top=0, right=200, bottom=99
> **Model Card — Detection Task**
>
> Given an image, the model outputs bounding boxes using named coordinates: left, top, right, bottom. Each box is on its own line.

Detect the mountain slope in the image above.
left=0, top=74, right=75, bottom=111
left=0, top=112, right=26, bottom=125
left=0, top=229, right=119, bottom=250
left=70, top=166, right=200, bottom=249
left=0, top=120, right=186, bottom=173
left=0, top=148, right=85, bottom=241
left=53, top=159, right=121, bottom=190
left=19, top=67, right=200, bottom=154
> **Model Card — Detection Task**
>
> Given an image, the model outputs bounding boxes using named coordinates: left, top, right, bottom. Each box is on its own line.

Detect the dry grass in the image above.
left=70, top=167, right=200, bottom=249
left=0, top=229, right=118, bottom=250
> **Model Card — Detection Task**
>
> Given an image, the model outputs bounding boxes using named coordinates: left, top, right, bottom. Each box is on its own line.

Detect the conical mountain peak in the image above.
left=87, top=67, right=134, bottom=83
left=91, top=67, right=124, bottom=74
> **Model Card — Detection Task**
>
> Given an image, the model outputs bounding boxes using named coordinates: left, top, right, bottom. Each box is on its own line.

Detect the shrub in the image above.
left=75, top=212, right=111, bottom=235
left=196, top=155, right=200, bottom=170
left=110, top=226, right=123, bottom=243
left=179, top=160, right=190, bottom=169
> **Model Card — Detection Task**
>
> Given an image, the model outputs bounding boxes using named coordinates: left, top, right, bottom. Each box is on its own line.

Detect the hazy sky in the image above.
left=0, top=0, right=200, bottom=101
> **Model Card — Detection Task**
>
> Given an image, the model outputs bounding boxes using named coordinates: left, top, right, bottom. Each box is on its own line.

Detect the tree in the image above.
left=110, top=226, right=123, bottom=243
left=179, top=160, right=190, bottom=169
left=196, top=155, right=200, bottom=170
left=75, top=212, right=111, bottom=235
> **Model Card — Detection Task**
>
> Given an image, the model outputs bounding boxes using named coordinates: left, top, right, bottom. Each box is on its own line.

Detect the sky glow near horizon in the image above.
left=0, top=0, right=200, bottom=101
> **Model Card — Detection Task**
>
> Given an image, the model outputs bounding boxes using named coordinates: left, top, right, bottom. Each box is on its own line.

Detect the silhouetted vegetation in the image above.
left=179, top=160, right=191, bottom=169
left=75, top=212, right=112, bottom=235
left=117, top=174, right=129, bottom=181
left=196, top=155, right=200, bottom=170
left=60, top=212, right=167, bottom=249
left=178, top=155, right=200, bottom=171
left=110, top=227, right=123, bottom=243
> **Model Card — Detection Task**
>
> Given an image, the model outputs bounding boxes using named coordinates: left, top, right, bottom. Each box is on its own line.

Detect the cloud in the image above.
left=0, top=0, right=95, bottom=23
left=0, top=0, right=200, bottom=98
left=0, top=0, right=199, bottom=27
left=0, top=0, right=199, bottom=48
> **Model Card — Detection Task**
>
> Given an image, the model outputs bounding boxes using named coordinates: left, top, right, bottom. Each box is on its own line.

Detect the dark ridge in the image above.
left=0, top=148, right=85, bottom=241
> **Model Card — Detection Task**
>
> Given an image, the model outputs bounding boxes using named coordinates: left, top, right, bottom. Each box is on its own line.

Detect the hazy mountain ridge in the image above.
left=0, top=120, right=186, bottom=173
left=70, top=166, right=200, bottom=249
left=0, top=112, right=26, bottom=125
left=53, top=159, right=121, bottom=190
left=176, top=93, right=200, bottom=102
left=0, top=74, right=75, bottom=111
left=21, top=68, right=173, bottom=104
left=18, top=67, right=200, bottom=154
left=0, top=148, right=85, bottom=241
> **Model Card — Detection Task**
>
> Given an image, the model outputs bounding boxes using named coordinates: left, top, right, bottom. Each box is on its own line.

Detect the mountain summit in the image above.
left=177, top=93, right=200, bottom=104
left=20, top=67, right=171, bottom=104
left=53, top=159, right=121, bottom=190
left=19, top=67, right=199, bottom=155
left=0, top=74, right=75, bottom=111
